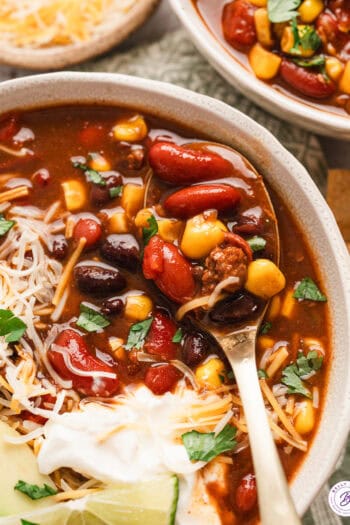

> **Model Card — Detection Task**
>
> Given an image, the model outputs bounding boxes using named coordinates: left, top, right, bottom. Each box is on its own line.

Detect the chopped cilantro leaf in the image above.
left=268, top=0, right=301, bottom=22
left=0, top=309, right=26, bottom=343
left=259, top=321, right=272, bottom=335
left=72, top=161, right=106, bottom=186
left=294, top=55, right=325, bottom=68
left=247, top=236, right=266, bottom=252
left=258, top=369, right=268, bottom=379
left=182, top=424, right=237, bottom=462
left=0, top=215, right=15, bottom=237
left=172, top=328, right=183, bottom=343
left=293, top=277, right=327, bottom=302
left=15, top=480, right=57, bottom=500
left=125, top=318, right=153, bottom=350
left=21, top=520, right=39, bottom=525
left=142, top=215, right=158, bottom=245
left=76, top=303, right=110, bottom=333
left=281, top=350, right=323, bottom=397
left=218, top=373, right=226, bottom=383
left=290, top=19, right=321, bottom=54
left=109, top=185, right=123, bottom=198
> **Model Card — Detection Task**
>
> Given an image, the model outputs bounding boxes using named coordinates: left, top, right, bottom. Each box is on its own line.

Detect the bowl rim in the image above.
left=0, top=0, right=160, bottom=70
left=169, top=0, right=350, bottom=140
left=0, top=71, right=349, bottom=517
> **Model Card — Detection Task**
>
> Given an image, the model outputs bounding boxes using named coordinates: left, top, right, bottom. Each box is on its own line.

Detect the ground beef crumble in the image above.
left=201, top=245, right=249, bottom=295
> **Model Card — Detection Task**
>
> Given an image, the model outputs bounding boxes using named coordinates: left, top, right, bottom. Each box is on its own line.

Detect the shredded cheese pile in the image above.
left=0, top=0, right=138, bottom=49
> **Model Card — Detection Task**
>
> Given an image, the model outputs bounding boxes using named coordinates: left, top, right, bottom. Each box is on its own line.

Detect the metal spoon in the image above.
left=146, top=141, right=301, bottom=525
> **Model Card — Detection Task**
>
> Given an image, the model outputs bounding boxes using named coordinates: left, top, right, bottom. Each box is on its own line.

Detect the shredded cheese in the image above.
left=0, top=0, right=139, bottom=49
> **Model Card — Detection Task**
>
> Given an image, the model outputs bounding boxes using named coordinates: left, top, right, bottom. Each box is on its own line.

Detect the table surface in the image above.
left=0, top=0, right=348, bottom=168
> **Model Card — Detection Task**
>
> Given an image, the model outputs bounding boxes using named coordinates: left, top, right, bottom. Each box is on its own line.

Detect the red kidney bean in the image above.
left=163, top=184, right=241, bottom=219
left=148, top=142, right=233, bottom=185
left=280, top=59, right=336, bottom=99
left=210, top=292, right=261, bottom=324
left=90, top=185, right=110, bottom=207
left=224, top=232, right=253, bottom=261
left=222, top=0, right=257, bottom=49
left=182, top=332, right=209, bottom=367
left=317, top=10, right=350, bottom=59
left=74, top=262, right=126, bottom=296
left=143, top=235, right=195, bottom=304
left=233, top=206, right=264, bottom=235
left=73, top=218, right=102, bottom=248
left=101, top=234, right=140, bottom=270
left=145, top=364, right=181, bottom=395
left=48, top=329, right=119, bottom=397
left=235, top=473, right=257, bottom=513
left=144, top=312, right=179, bottom=360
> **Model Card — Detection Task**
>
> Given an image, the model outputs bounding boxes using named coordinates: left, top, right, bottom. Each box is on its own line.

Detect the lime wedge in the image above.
left=2, top=476, right=179, bottom=525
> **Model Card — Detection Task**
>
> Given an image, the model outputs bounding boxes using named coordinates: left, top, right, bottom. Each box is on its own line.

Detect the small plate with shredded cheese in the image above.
left=0, top=0, right=160, bottom=70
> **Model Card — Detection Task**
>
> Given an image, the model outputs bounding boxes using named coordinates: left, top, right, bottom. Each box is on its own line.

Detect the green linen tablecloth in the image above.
left=77, top=28, right=349, bottom=524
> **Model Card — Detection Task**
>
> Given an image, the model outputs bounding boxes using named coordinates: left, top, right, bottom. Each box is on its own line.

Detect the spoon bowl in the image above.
left=147, top=140, right=301, bottom=525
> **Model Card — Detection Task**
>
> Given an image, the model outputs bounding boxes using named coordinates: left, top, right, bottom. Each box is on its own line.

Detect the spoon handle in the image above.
left=219, top=329, right=301, bottom=525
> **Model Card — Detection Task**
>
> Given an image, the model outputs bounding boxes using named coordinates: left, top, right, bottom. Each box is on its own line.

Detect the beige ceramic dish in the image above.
left=169, top=0, right=350, bottom=140
left=0, top=0, right=159, bottom=70
left=0, top=72, right=349, bottom=518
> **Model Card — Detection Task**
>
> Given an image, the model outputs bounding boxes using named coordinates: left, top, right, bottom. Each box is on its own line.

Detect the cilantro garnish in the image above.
left=142, top=215, right=158, bottom=245
left=21, top=520, right=39, bottom=525
left=182, top=424, right=237, bottom=462
left=15, top=480, right=57, bottom=500
left=72, top=161, right=106, bottom=186
left=268, top=0, right=301, bottom=23
left=76, top=303, right=110, bottom=333
left=281, top=350, right=323, bottom=397
left=259, top=321, right=272, bottom=335
left=109, top=186, right=123, bottom=198
left=125, top=318, right=153, bottom=350
left=258, top=369, right=269, bottom=379
left=0, top=309, right=26, bottom=343
left=172, top=328, right=183, bottom=343
left=0, top=215, right=15, bottom=237
left=293, top=277, right=327, bottom=302
left=290, top=18, right=321, bottom=54
left=247, top=236, right=266, bottom=252
left=294, top=55, right=325, bottom=68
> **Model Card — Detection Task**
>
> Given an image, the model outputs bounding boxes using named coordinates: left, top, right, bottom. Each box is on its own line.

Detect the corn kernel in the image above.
left=134, top=208, right=153, bottom=228
left=195, top=357, right=226, bottom=390
left=109, top=337, right=126, bottom=360
left=245, top=259, right=286, bottom=300
left=158, top=219, right=183, bottom=243
left=180, top=214, right=227, bottom=259
left=249, top=43, right=282, bottom=79
left=61, top=180, right=86, bottom=211
left=281, top=289, right=295, bottom=318
left=325, top=57, right=344, bottom=82
left=254, top=8, right=274, bottom=47
left=299, top=0, right=324, bottom=23
left=88, top=152, right=111, bottom=172
left=281, top=26, right=316, bottom=57
left=339, top=61, right=350, bottom=95
left=267, top=295, right=281, bottom=320
left=125, top=295, right=153, bottom=322
left=250, top=0, right=267, bottom=5
left=294, top=399, right=315, bottom=434
left=109, top=211, right=129, bottom=233
left=258, top=336, right=275, bottom=350
left=113, top=115, right=148, bottom=143
left=121, top=183, right=145, bottom=218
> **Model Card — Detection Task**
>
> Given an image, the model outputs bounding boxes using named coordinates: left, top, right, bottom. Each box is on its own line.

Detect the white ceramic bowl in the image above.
left=0, top=72, right=349, bottom=517
left=169, top=0, right=350, bottom=140
left=0, top=0, right=159, bottom=70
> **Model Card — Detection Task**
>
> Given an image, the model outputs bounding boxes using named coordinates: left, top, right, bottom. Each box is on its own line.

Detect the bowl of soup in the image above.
left=169, top=0, right=350, bottom=139
left=0, top=72, right=349, bottom=525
